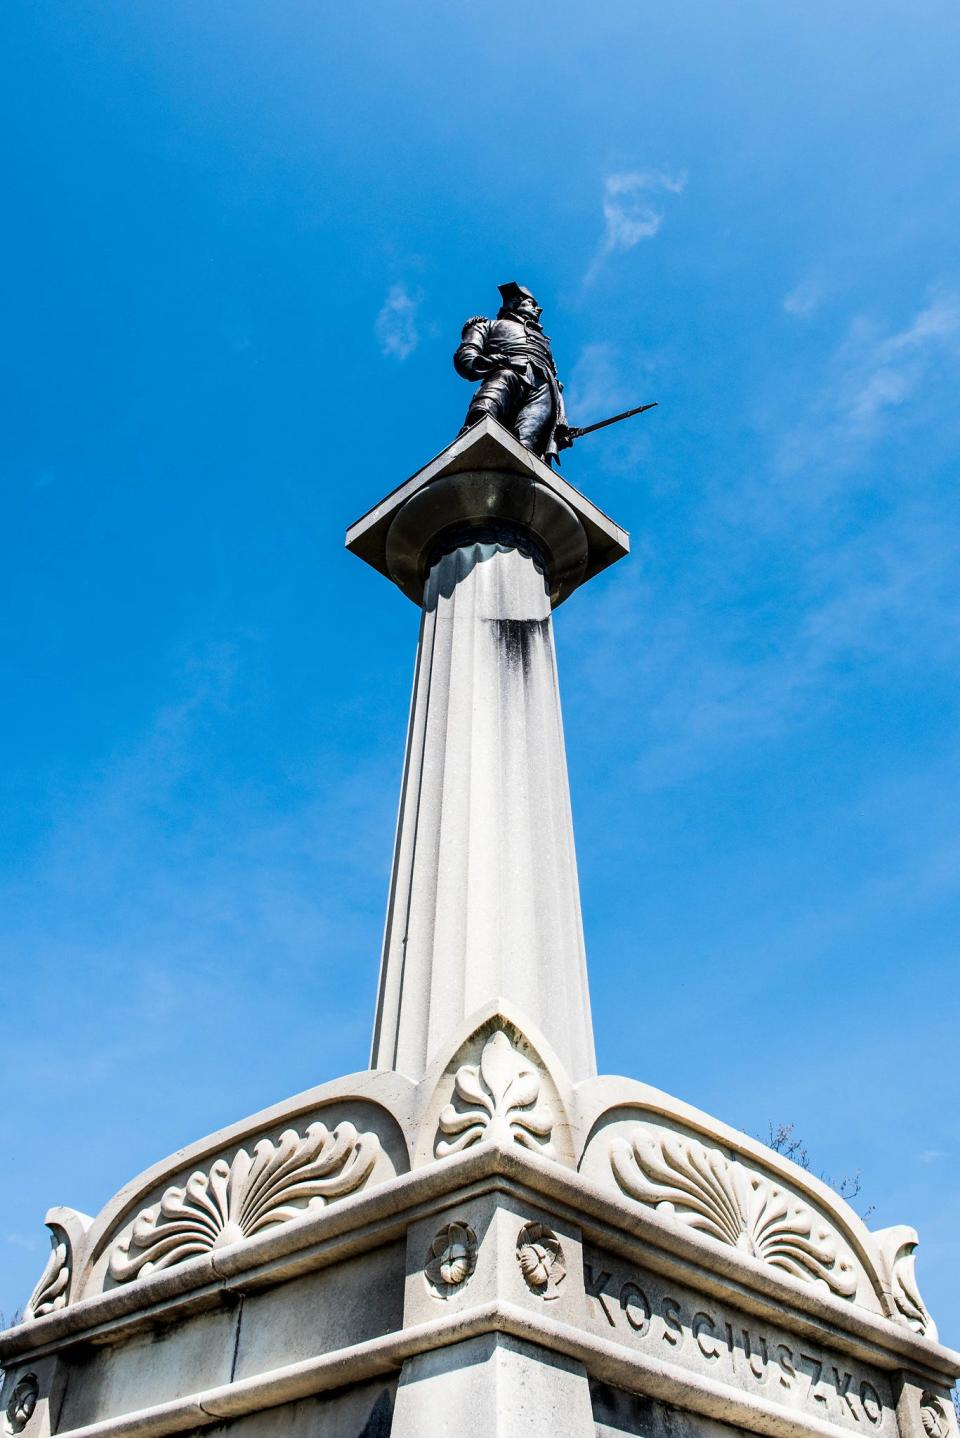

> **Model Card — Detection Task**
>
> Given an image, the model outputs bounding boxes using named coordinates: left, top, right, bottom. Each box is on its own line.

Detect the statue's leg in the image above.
left=463, top=370, right=523, bottom=430
left=513, top=381, right=554, bottom=455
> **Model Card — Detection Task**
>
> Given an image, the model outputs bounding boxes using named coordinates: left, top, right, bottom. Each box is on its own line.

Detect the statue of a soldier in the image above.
left=454, top=282, right=572, bottom=466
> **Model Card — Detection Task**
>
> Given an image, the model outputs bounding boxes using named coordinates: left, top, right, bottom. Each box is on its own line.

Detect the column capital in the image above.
left=345, top=417, right=629, bottom=608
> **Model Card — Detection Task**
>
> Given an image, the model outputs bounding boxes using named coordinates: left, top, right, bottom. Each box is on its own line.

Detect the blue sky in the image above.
left=2, top=0, right=959, bottom=1344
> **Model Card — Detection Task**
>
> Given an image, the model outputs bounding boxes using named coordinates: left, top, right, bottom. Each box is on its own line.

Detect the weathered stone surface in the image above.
left=371, top=538, right=596, bottom=1082
left=391, top=1333, right=596, bottom=1438
left=55, top=1307, right=239, bottom=1431
left=591, top=1383, right=752, bottom=1438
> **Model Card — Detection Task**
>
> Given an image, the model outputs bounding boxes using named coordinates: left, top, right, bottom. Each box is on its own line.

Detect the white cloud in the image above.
left=839, top=294, right=960, bottom=435
left=779, top=292, right=960, bottom=477
left=375, top=282, right=420, bottom=361
left=585, top=169, right=686, bottom=284
left=3, top=1233, right=38, bottom=1252
left=783, top=280, right=821, bottom=319
left=566, top=343, right=633, bottom=420
left=566, top=493, right=960, bottom=794
left=564, top=342, right=660, bottom=461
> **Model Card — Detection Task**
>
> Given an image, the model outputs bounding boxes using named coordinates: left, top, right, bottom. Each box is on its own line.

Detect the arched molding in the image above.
left=410, top=999, right=576, bottom=1169
left=73, top=1070, right=414, bottom=1299
left=576, top=1077, right=889, bottom=1316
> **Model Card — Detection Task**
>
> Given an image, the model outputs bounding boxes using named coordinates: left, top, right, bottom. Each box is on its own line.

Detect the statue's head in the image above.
left=498, top=281, right=542, bottom=322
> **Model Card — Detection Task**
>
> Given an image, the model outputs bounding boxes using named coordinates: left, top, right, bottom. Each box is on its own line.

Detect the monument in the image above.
left=2, top=285, right=957, bottom=1438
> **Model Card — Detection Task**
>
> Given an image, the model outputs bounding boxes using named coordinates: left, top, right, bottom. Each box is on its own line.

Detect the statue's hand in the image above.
left=555, top=424, right=574, bottom=451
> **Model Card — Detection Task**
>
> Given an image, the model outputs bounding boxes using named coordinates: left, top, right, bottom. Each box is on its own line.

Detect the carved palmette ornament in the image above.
left=26, top=1236, right=69, bottom=1319
left=610, top=1125, right=858, bottom=1299
left=110, top=1121, right=379, bottom=1282
left=25, top=1209, right=91, bottom=1319
left=516, top=1221, right=565, bottom=1299
left=424, top=1221, right=478, bottom=1298
left=873, top=1225, right=938, bottom=1340
left=436, top=1030, right=554, bottom=1157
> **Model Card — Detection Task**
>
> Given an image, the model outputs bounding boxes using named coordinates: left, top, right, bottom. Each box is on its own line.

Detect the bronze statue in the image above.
left=454, top=282, right=657, bottom=466
left=454, top=282, right=571, bottom=466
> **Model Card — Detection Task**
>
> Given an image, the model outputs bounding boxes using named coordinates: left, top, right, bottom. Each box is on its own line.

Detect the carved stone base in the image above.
left=2, top=1011, right=958, bottom=1438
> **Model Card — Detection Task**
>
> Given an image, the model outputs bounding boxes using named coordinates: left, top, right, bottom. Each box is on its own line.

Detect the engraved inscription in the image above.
left=584, top=1249, right=894, bottom=1435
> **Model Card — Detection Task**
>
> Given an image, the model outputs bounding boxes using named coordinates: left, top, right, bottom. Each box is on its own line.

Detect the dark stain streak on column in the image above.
left=489, top=617, right=551, bottom=675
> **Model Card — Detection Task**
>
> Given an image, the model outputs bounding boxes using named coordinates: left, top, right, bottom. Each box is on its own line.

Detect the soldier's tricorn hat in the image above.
left=498, top=281, right=537, bottom=307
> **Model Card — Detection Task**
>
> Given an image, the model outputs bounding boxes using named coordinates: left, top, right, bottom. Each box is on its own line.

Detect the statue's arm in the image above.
left=454, top=316, right=500, bottom=380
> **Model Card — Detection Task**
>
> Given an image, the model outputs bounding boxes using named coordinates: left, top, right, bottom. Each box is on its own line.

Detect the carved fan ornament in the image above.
left=110, top=1121, right=379, bottom=1282
left=436, top=1030, right=554, bottom=1157
left=610, top=1125, right=858, bottom=1299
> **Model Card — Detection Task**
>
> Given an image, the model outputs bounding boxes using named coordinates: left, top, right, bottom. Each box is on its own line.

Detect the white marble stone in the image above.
left=390, top=1333, right=596, bottom=1438
left=371, top=539, right=596, bottom=1082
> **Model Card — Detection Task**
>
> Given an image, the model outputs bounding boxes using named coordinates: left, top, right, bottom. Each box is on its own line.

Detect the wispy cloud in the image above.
left=567, top=491, right=960, bottom=792
left=585, top=169, right=686, bottom=285
left=838, top=294, right=960, bottom=434
left=566, top=343, right=634, bottom=420
left=780, top=291, right=960, bottom=475
left=564, top=286, right=960, bottom=791
left=783, top=280, right=821, bottom=319
left=3, top=1234, right=38, bottom=1253
left=375, top=282, right=421, bottom=360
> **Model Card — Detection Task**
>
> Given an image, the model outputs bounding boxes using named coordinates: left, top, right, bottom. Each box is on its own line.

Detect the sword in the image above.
left=561, top=401, right=658, bottom=443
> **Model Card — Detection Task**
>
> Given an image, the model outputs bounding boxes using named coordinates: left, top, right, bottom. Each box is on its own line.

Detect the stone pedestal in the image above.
left=2, top=421, right=957, bottom=1438
left=348, top=419, right=627, bottom=1084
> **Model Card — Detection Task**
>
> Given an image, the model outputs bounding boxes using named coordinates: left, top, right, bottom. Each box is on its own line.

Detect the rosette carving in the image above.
left=516, top=1222, right=565, bottom=1299
left=110, top=1121, right=379, bottom=1282
left=4, top=1375, right=38, bottom=1435
left=424, top=1221, right=478, bottom=1298
left=920, top=1393, right=955, bottom=1438
left=610, top=1125, right=857, bottom=1299
left=873, top=1225, right=937, bottom=1339
left=436, top=1031, right=554, bottom=1157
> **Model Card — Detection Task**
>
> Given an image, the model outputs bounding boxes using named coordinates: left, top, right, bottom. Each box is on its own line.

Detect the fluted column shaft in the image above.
left=371, top=536, right=596, bottom=1081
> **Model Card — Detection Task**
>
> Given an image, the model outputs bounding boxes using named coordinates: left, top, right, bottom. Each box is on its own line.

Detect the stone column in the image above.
left=346, top=420, right=630, bottom=1082
left=370, top=533, right=596, bottom=1081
